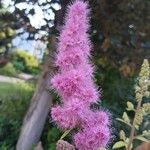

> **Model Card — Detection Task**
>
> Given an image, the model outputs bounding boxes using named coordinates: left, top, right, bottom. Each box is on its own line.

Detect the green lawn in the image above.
left=0, top=82, right=20, bottom=97
left=0, top=82, right=33, bottom=98
left=0, top=81, right=34, bottom=149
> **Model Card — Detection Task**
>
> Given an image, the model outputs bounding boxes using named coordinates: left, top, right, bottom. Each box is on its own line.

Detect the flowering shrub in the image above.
left=12, top=49, right=39, bottom=73
left=0, top=62, right=17, bottom=77
left=50, top=1, right=111, bottom=149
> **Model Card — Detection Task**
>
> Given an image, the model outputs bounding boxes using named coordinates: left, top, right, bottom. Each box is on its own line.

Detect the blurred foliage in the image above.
left=41, top=123, right=61, bottom=150
left=0, top=0, right=149, bottom=149
left=5, top=0, right=149, bottom=70
left=0, top=82, right=34, bottom=149
left=93, top=62, right=135, bottom=148
left=0, top=62, right=17, bottom=77
left=91, top=0, right=150, bottom=70
left=11, top=49, right=39, bottom=74
left=0, top=49, right=40, bottom=76
left=0, top=3, right=16, bottom=64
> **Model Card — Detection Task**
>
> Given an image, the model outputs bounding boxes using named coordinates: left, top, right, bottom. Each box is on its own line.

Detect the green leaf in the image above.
left=135, top=136, right=149, bottom=142
left=116, top=118, right=132, bottom=127
left=60, top=129, right=71, bottom=140
left=122, top=112, right=130, bottom=123
left=142, top=130, right=150, bottom=137
left=126, top=101, right=134, bottom=111
left=125, top=138, right=129, bottom=143
left=112, top=141, right=126, bottom=149
left=134, top=124, right=139, bottom=130
left=119, top=130, right=126, bottom=141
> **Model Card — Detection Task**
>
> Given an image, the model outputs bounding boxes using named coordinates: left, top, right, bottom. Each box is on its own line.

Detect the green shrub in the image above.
left=0, top=82, right=34, bottom=149
left=0, top=63, right=17, bottom=77
left=11, top=50, right=39, bottom=74
left=12, top=61, right=25, bottom=72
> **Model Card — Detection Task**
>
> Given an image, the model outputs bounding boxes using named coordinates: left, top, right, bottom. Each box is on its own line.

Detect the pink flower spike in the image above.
left=50, top=0, right=112, bottom=149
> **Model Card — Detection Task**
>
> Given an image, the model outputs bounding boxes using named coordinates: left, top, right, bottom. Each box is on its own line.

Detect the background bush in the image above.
left=0, top=63, right=17, bottom=77
left=11, top=50, right=39, bottom=74
left=0, top=82, right=34, bottom=149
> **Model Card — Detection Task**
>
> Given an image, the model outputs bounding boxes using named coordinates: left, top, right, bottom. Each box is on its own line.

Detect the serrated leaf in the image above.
left=112, top=141, right=126, bottom=149
left=60, top=129, right=71, bottom=139
left=135, top=136, right=149, bottom=142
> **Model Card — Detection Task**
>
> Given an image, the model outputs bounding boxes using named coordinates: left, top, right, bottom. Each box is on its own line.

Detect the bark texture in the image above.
left=16, top=51, right=54, bottom=150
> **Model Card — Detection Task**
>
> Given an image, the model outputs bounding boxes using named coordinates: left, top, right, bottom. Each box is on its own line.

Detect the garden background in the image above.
left=0, top=0, right=149, bottom=149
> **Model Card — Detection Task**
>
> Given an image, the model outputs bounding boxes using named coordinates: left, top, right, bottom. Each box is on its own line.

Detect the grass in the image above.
left=0, top=82, right=19, bottom=91
left=0, top=81, right=35, bottom=150
left=0, top=82, right=34, bottom=98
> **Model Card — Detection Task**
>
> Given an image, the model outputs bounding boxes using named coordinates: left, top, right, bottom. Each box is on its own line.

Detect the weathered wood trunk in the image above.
left=16, top=50, right=54, bottom=150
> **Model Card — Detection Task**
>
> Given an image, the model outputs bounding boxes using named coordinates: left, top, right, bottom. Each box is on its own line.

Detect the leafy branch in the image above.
left=112, top=59, right=150, bottom=150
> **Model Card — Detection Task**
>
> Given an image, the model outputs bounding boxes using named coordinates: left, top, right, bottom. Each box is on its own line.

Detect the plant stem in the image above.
left=126, top=100, right=142, bottom=150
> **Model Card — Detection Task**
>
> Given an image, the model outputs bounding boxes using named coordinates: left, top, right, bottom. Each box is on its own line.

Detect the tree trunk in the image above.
left=16, top=44, right=55, bottom=150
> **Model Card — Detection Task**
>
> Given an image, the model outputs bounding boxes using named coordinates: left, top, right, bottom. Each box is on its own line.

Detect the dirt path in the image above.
left=0, top=75, right=25, bottom=83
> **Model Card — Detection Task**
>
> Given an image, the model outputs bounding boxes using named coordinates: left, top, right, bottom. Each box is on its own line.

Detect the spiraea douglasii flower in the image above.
left=50, top=1, right=111, bottom=149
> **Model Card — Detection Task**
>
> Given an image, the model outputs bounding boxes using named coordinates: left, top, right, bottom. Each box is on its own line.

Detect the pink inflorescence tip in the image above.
left=50, top=0, right=111, bottom=149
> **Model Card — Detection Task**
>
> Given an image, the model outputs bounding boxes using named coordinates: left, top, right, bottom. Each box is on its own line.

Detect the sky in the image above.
left=2, top=0, right=61, bottom=59
left=3, top=0, right=60, bottom=28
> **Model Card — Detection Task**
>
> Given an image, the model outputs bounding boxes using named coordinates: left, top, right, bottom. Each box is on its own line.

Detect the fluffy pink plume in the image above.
left=50, top=0, right=111, bottom=149
left=74, top=125, right=110, bottom=150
